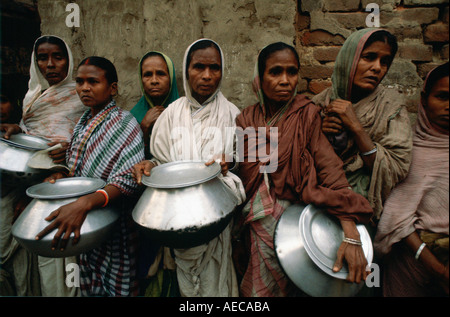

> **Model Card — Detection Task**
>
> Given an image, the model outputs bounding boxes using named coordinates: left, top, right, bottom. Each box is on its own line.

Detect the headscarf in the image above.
left=150, top=39, right=242, bottom=169
left=312, top=29, right=412, bottom=219
left=19, top=35, right=85, bottom=143
left=130, top=51, right=179, bottom=123
left=236, top=44, right=373, bottom=223
left=374, top=63, right=449, bottom=256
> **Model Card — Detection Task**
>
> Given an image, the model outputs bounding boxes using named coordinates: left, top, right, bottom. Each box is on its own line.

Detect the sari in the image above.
left=68, top=100, right=145, bottom=296
left=149, top=39, right=246, bottom=297
left=312, top=28, right=413, bottom=220
left=0, top=35, right=84, bottom=297
left=235, top=48, right=373, bottom=297
left=374, top=64, right=449, bottom=296
left=130, top=52, right=180, bottom=297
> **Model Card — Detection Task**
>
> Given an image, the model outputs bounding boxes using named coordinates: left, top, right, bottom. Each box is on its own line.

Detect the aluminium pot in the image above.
left=11, top=177, right=120, bottom=258
left=132, top=161, right=239, bottom=249
left=274, top=203, right=373, bottom=297
left=0, top=132, right=50, bottom=184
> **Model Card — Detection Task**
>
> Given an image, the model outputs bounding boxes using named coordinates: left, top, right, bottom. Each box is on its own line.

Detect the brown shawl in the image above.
left=236, top=94, right=373, bottom=224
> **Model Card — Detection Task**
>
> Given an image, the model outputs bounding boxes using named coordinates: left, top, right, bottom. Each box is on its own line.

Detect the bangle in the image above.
left=415, top=242, right=427, bottom=260
left=96, top=189, right=109, bottom=208
left=343, top=237, right=362, bottom=246
left=361, top=146, right=377, bottom=156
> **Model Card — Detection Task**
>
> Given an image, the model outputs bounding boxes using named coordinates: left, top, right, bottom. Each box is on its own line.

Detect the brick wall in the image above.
left=295, top=0, right=449, bottom=121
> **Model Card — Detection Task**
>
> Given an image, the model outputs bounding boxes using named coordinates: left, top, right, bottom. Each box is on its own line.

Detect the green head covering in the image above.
left=131, top=51, right=179, bottom=123
left=331, top=28, right=384, bottom=102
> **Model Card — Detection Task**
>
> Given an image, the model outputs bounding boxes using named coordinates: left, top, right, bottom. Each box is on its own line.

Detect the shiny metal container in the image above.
left=274, top=204, right=373, bottom=297
left=132, top=161, right=239, bottom=249
left=11, top=177, right=120, bottom=258
left=0, top=133, right=50, bottom=184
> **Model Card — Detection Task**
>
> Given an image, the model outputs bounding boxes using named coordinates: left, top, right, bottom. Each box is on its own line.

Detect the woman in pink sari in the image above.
left=374, top=62, right=449, bottom=297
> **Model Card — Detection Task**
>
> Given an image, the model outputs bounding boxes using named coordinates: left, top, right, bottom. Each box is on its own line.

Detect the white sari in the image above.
left=150, top=39, right=245, bottom=296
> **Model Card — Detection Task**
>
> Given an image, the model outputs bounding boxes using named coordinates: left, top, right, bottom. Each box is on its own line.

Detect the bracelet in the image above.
left=361, top=146, right=377, bottom=156
left=96, top=189, right=109, bottom=208
left=343, top=237, right=363, bottom=246
left=415, top=242, right=427, bottom=260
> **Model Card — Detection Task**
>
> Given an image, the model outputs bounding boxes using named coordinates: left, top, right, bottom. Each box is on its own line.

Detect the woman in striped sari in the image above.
left=36, top=56, right=145, bottom=296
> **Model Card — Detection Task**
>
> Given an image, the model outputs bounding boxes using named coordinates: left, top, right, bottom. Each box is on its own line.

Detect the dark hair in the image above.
left=258, top=42, right=300, bottom=82
left=34, top=36, right=69, bottom=59
left=140, top=52, right=166, bottom=75
left=363, top=30, right=398, bottom=65
left=185, top=40, right=221, bottom=76
left=78, top=56, right=118, bottom=84
left=423, top=62, right=449, bottom=97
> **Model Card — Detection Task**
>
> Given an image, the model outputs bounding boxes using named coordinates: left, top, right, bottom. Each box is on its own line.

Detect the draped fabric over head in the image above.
left=374, top=64, right=449, bottom=256
left=19, top=35, right=85, bottom=143
left=373, top=63, right=449, bottom=296
left=149, top=39, right=244, bottom=297
left=130, top=51, right=179, bottom=124
left=235, top=44, right=373, bottom=297
left=312, top=28, right=412, bottom=220
left=237, top=46, right=373, bottom=223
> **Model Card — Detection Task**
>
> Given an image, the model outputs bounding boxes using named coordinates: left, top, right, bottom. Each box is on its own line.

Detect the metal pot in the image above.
left=132, top=161, right=239, bottom=249
left=11, top=177, right=120, bottom=258
left=0, top=133, right=50, bottom=184
left=274, top=204, right=373, bottom=297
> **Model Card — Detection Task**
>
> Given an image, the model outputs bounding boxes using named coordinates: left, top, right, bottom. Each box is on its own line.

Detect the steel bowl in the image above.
left=132, top=161, right=239, bottom=249
left=274, top=204, right=373, bottom=297
left=11, top=177, right=120, bottom=258
left=0, top=132, right=50, bottom=184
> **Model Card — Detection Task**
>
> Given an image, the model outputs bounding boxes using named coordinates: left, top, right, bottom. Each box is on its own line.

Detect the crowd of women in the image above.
left=0, top=27, right=448, bottom=297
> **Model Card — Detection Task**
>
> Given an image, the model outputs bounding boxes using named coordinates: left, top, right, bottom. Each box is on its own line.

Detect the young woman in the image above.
left=374, top=63, right=449, bottom=297
left=235, top=42, right=373, bottom=297
left=312, top=28, right=413, bottom=222
left=36, top=56, right=145, bottom=296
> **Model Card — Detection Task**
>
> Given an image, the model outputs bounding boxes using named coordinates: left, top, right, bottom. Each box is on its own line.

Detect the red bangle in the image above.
left=96, top=189, right=109, bottom=208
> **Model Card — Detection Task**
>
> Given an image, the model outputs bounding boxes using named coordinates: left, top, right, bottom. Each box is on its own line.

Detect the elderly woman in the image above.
left=131, top=51, right=179, bottom=159
left=36, top=56, right=145, bottom=296
left=235, top=42, right=373, bottom=297
left=312, top=28, right=412, bottom=222
left=374, top=63, right=449, bottom=297
left=133, top=39, right=246, bottom=297
left=130, top=51, right=180, bottom=296
left=0, top=35, right=84, bottom=296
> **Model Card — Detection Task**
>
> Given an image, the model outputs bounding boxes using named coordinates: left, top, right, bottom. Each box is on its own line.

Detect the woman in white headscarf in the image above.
left=133, top=39, right=245, bottom=297
left=0, top=35, right=84, bottom=296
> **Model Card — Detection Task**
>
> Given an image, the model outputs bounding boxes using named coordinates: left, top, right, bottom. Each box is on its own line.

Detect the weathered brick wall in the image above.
left=296, top=0, right=449, bottom=122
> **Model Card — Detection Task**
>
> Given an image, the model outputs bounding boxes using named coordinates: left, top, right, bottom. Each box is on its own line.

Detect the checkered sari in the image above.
left=67, top=101, right=145, bottom=296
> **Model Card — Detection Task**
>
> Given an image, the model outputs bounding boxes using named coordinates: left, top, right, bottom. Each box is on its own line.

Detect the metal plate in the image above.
left=142, top=161, right=221, bottom=189
left=0, top=132, right=49, bottom=151
left=26, top=177, right=106, bottom=199
left=300, top=204, right=373, bottom=280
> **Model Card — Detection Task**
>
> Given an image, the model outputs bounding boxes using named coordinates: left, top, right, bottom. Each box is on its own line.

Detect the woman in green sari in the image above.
left=312, top=28, right=413, bottom=223
left=131, top=51, right=179, bottom=158
left=131, top=51, right=180, bottom=296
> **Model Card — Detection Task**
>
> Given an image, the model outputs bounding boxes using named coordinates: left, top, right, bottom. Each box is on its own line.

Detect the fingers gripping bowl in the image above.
left=11, top=177, right=121, bottom=258
left=274, top=204, right=373, bottom=297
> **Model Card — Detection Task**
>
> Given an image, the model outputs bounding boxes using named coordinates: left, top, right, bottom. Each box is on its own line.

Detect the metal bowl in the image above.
left=132, top=161, right=239, bottom=249
left=274, top=204, right=373, bottom=297
left=11, top=177, right=120, bottom=258
left=0, top=133, right=50, bottom=184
